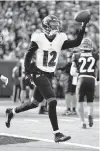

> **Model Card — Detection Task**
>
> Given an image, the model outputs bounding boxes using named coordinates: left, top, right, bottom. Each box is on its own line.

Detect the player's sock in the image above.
left=77, top=102, right=85, bottom=124
left=53, top=130, right=60, bottom=134
left=65, top=93, right=71, bottom=111
left=81, top=122, right=87, bottom=129
left=15, top=100, right=38, bottom=113
left=48, top=100, right=59, bottom=131
left=12, top=108, right=16, bottom=115
left=87, top=102, right=93, bottom=116
left=68, top=108, right=71, bottom=111
left=73, top=107, right=76, bottom=112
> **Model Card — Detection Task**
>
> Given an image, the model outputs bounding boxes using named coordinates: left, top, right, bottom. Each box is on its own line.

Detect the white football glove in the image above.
left=1, top=75, right=8, bottom=86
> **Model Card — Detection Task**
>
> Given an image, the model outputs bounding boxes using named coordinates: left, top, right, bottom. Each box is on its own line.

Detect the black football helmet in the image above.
left=42, top=15, right=60, bottom=36
left=79, top=38, right=93, bottom=51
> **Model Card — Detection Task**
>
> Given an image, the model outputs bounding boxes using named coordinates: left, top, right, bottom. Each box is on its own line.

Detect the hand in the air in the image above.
left=83, top=14, right=91, bottom=26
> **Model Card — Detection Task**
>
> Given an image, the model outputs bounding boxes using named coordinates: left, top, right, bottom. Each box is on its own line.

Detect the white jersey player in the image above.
left=5, top=15, right=90, bottom=142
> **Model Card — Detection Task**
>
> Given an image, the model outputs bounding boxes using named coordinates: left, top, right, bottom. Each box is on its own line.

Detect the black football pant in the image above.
left=15, top=73, right=59, bottom=131
left=76, top=77, right=95, bottom=103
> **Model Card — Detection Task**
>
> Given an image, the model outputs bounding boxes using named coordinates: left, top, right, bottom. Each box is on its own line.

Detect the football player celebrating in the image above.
left=70, top=38, right=99, bottom=129
left=5, top=15, right=89, bottom=142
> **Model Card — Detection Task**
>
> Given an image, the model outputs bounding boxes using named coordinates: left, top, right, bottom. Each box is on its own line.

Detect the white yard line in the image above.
left=60, top=117, right=99, bottom=122
left=60, top=119, right=74, bottom=122
left=0, top=133, right=99, bottom=150
left=23, top=119, right=39, bottom=122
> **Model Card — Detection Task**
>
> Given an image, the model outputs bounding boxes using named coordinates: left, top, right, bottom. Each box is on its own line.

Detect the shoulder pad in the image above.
left=31, top=32, right=42, bottom=42
left=92, top=52, right=99, bottom=60
left=60, top=32, right=68, bottom=41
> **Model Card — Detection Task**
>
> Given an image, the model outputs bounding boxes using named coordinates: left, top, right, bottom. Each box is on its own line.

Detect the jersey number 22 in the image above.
left=79, top=57, right=95, bottom=73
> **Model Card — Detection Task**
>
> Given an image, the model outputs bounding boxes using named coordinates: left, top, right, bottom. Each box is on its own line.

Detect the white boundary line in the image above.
left=60, top=117, right=99, bottom=122
left=23, top=119, right=39, bottom=122
left=0, top=133, right=99, bottom=150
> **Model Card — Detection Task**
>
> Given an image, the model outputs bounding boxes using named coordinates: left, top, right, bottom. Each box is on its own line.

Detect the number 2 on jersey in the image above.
left=79, top=57, right=95, bottom=73
left=43, top=50, right=57, bottom=67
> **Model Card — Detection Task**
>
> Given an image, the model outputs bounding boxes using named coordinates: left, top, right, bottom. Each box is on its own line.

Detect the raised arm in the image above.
left=62, top=20, right=89, bottom=50
left=70, top=54, right=79, bottom=77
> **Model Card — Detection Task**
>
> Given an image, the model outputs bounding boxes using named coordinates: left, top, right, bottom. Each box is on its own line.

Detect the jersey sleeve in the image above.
left=95, top=53, right=99, bottom=61
left=72, top=53, right=76, bottom=62
left=31, top=32, right=39, bottom=43
left=61, top=33, right=68, bottom=41
left=72, top=53, right=80, bottom=62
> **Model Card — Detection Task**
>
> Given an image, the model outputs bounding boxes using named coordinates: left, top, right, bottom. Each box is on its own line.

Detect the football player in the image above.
left=59, top=51, right=77, bottom=116
left=70, top=38, right=99, bottom=129
left=5, top=15, right=89, bottom=142
left=12, top=61, right=21, bottom=102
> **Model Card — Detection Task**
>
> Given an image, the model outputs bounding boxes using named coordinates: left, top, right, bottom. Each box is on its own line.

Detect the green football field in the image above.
left=0, top=98, right=99, bottom=151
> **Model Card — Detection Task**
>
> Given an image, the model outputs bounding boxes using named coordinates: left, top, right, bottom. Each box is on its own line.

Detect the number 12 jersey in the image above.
left=31, top=32, right=67, bottom=72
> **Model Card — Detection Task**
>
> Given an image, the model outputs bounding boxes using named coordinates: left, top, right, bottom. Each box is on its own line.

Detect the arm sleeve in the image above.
left=70, top=54, right=78, bottom=76
left=24, top=41, right=38, bottom=74
left=62, top=23, right=86, bottom=50
left=70, top=62, right=78, bottom=77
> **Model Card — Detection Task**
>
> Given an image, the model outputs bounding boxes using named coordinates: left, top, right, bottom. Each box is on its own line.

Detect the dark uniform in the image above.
left=59, top=62, right=76, bottom=95
left=19, top=59, right=34, bottom=91
left=72, top=52, right=99, bottom=103
left=12, top=65, right=21, bottom=102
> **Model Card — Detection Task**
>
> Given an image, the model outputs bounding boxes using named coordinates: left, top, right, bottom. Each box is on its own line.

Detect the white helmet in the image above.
left=79, top=38, right=93, bottom=51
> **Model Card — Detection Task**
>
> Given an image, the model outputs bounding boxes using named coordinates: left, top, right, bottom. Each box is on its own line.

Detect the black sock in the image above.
left=68, top=108, right=71, bottom=111
left=15, top=101, right=38, bottom=113
left=73, top=107, right=76, bottom=112
left=48, top=100, right=59, bottom=131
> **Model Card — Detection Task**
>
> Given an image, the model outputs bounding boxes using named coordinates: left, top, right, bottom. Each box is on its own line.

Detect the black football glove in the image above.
left=25, top=73, right=32, bottom=85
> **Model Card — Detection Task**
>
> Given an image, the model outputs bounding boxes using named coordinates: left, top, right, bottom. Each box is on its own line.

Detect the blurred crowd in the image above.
left=0, top=1, right=99, bottom=99
left=0, top=1, right=99, bottom=61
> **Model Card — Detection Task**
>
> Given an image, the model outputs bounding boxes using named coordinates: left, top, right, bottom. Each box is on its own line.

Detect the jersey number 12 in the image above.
left=43, top=50, right=57, bottom=67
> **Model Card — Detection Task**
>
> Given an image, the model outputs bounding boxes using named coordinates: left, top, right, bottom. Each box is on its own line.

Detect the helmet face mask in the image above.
left=42, top=15, right=60, bottom=37
left=80, top=38, right=93, bottom=51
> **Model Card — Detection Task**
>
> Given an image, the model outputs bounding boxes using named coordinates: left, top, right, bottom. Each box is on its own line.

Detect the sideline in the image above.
left=0, top=133, right=99, bottom=150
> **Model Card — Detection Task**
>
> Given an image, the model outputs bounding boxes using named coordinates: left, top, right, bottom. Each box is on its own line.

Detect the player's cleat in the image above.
left=88, top=115, right=93, bottom=127
left=62, top=110, right=72, bottom=116
left=82, top=123, right=87, bottom=129
left=71, top=111, right=77, bottom=115
left=5, top=108, right=14, bottom=128
left=54, top=132, right=71, bottom=143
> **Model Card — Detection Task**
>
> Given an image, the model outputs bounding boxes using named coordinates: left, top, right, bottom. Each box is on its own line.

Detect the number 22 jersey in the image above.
left=31, top=32, right=67, bottom=73
left=72, top=52, right=99, bottom=78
